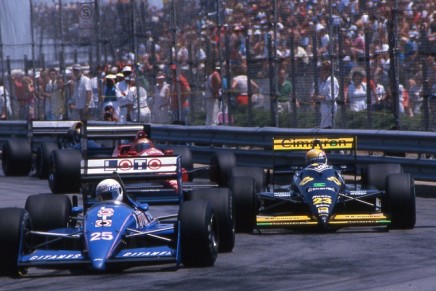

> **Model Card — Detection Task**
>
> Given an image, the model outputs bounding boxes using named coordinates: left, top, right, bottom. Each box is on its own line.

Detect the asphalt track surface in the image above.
left=1, top=166, right=436, bottom=290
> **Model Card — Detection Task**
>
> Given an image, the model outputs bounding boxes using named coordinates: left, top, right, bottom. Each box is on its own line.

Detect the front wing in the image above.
left=18, top=246, right=178, bottom=268
left=256, top=213, right=390, bottom=228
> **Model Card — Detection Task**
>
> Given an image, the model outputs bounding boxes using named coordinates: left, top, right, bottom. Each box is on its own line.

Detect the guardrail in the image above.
left=1, top=120, right=436, bottom=181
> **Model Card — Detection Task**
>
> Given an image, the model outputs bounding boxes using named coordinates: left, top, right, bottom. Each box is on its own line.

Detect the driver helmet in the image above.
left=306, top=148, right=327, bottom=165
left=135, top=138, right=151, bottom=152
left=96, top=179, right=123, bottom=202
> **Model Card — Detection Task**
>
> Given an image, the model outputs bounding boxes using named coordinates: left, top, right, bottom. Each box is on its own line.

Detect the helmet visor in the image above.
left=98, top=189, right=120, bottom=201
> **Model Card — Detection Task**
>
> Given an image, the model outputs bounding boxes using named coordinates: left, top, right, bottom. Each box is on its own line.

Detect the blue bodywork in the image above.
left=18, top=156, right=184, bottom=271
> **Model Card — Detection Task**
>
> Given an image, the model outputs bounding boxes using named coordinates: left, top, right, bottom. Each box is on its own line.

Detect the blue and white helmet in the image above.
left=96, top=179, right=123, bottom=202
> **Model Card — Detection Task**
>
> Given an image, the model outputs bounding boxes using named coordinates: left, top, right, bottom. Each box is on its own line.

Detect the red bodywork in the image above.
left=112, top=130, right=189, bottom=183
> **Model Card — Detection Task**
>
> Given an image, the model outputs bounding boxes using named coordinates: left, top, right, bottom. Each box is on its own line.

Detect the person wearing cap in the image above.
left=204, top=63, right=222, bottom=126
left=102, top=74, right=120, bottom=121
left=116, top=72, right=125, bottom=83
left=151, top=72, right=170, bottom=124
left=69, top=63, right=93, bottom=120
left=312, top=60, right=339, bottom=129
left=115, top=65, right=134, bottom=122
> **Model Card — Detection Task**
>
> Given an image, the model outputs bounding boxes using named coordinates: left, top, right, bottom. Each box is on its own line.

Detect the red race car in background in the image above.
left=47, top=123, right=193, bottom=194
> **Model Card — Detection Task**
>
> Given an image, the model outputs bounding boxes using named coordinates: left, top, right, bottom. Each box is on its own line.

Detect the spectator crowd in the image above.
left=0, top=0, right=435, bottom=129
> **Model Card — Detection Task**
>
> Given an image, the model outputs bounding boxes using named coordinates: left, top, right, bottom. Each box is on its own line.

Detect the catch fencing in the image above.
left=0, top=0, right=435, bottom=130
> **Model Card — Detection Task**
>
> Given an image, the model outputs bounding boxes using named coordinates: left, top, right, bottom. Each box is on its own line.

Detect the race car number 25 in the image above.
left=90, top=231, right=114, bottom=241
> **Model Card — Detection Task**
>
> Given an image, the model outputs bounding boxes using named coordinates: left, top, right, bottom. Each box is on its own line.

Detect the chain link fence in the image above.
left=0, top=0, right=435, bottom=130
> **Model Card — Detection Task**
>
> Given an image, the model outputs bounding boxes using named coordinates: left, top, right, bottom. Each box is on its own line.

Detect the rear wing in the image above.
left=81, top=155, right=183, bottom=207
left=273, top=136, right=356, bottom=151
left=271, top=136, right=358, bottom=184
left=78, top=121, right=151, bottom=157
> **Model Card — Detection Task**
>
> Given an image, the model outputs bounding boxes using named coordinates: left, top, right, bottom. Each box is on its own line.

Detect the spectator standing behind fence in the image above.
left=69, top=64, right=93, bottom=121
left=0, top=79, right=11, bottom=119
left=102, top=74, right=119, bottom=121
left=86, top=69, right=100, bottom=120
left=204, top=63, right=222, bottom=126
left=21, top=76, right=37, bottom=121
left=43, top=68, right=58, bottom=120
left=277, top=68, right=298, bottom=113
left=151, top=72, right=170, bottom=124
left=170, top=66, right=191, bottom=124
left=12, top=70, right=26, bottom=119
left=115, top=66, right=134, bottom=123
left=231, top=64, right=259, bottom=107
left=406, top=72, right=423, bottom=116
left=312, top=61, right=339, bottom=129
left=48, top=75, right=66, bottom=120
left=37, top=70, right=49, bottom=120
left=346, top=67, right=367, bottom=112
left=130, top=77, right=151, bottom=123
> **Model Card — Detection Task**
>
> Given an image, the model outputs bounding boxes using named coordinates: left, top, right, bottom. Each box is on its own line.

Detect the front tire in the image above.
left=230, top=176, right=257, bottom=233
left=387, top=173, right=416, bottom=229
left=0, top=208, right=32, bottom=276
left=25, top=194, right=72, bottom=230
left=180, top=200, right=218, bottom=267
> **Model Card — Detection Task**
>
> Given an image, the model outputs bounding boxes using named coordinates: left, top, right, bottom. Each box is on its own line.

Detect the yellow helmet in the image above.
left=306, top=148, right=327, bottom=165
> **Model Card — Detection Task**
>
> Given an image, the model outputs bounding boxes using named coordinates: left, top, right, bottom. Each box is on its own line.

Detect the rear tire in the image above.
left=35, top=142, right=59, bottom=179
left=0, top=208, right=32, bottom=276
left=230, top=176, right=257, bottom=233
left=230, top=166, right=265, bottom=193
left=362, top=163, right=402, bottom=190
left=48, top=149, right=82, bottom=194
left=25, top=194, right=72, bottom=230
left=2, top=138, right=32, bottom=176
left=180, top=200, right=218, bottom=267
left=171, top=146, right=193, bottom=171
left=209, top=151, right=236, bottom=187
left=188, top=188, right=235, bottom=252
left=387, top=173, right=416, bottom=229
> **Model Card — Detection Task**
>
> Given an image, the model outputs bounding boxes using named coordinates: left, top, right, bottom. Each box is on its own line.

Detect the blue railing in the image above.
left=1, top=121, right=436, bottom=181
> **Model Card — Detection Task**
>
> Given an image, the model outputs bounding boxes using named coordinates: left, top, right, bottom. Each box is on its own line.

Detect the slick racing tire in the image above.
left=230, top=166, right=265, bottom=193
left=362, top=163, right=403, bottom=190
left=25, top=193, right=72, bottom=231
left=209, top=151, right=237, bottom=187
left=171, top=146, right=193, bottom=171
left=386, top=173, right=416, bottom=229
left=171, top=146, right=194, bottom=181
left=188, top=188, right=235, bottom=252
left=230, top=176, right=257, bottom=233
left=35, top=142, right=59, bottom=179
left=180, top=200, right=218, bottom=267
left=48, top=149, right=82, bottom=194
left=0, top=208, right=32, bottom=276
left=2, top=138, right=32, bottom=176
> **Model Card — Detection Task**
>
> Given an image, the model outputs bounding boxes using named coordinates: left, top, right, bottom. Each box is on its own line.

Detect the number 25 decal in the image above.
left=90, top=232, right=114, bottom=241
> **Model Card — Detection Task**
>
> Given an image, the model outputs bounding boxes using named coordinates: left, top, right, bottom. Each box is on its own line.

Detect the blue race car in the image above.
left=228, top=136, right=416, bottom=233
left=0, top=155, right=233, bottom=276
